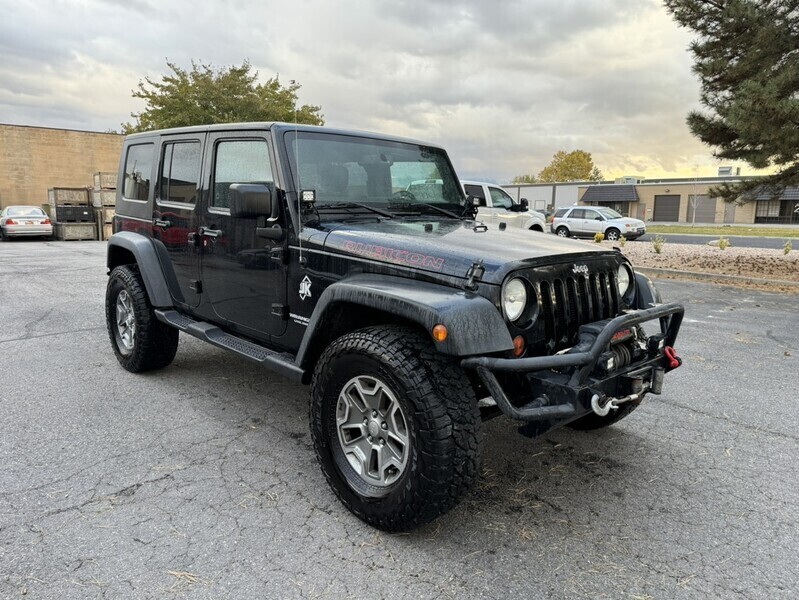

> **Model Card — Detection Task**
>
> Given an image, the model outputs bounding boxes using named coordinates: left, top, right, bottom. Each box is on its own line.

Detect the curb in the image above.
left=636, top=267, right=799, bottom=288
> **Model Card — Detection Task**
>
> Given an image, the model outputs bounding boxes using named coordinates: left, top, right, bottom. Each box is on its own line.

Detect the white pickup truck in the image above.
left=461, top=180, right=546, bottom=232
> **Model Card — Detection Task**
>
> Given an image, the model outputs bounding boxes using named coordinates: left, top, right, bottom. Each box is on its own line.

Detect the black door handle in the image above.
left=199, top=227, right=223, bottom=238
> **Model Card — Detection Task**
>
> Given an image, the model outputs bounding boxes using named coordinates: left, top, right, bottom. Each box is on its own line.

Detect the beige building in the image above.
left=0, top=124, right=124, bottom=210
left=577, top=176, right=797, bottom=225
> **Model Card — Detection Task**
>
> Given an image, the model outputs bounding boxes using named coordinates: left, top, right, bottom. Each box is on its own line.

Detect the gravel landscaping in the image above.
left=595, top=239, right=799, bottom=291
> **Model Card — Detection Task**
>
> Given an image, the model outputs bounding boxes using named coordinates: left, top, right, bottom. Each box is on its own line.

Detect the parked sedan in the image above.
left=550, top=206, right=646, bottom=241
left=0, top=206, right=53, bottom=240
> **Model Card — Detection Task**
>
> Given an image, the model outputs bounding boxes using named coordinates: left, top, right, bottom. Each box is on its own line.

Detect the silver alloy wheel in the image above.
left=556, top=227, right=569, bottom=237
left=335, top=375, right=409, bottom=491
left=605, top=229, right=620, bottom=241
left=115, top=290, right=136, bottom=352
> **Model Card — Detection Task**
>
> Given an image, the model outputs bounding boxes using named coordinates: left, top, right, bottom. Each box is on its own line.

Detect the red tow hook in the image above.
left=664, top=346, right=682, bottom=369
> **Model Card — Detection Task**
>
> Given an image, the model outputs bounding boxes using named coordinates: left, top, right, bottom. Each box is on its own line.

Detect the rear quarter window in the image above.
left=123, top=143, right=154, bottom=201
left=553, top=208, right=568, bottom=218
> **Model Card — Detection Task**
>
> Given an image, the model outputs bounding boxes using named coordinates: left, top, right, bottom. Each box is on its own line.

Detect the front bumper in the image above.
left=461, top=303, right=683, bottom=425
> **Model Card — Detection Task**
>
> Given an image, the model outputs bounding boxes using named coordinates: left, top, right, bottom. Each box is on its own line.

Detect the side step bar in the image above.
left=155, top=309, right=304, bottom=383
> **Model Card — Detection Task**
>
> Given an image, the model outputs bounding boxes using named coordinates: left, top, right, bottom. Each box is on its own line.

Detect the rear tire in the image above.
left=106, top=265, right=179, bottom=372
left=556, top=226, right=570, bottom=237
left=310, top=325, right=481, bottom=531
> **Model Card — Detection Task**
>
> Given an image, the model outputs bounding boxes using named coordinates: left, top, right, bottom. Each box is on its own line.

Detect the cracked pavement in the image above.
left=1, top=240, right=797, bottom=599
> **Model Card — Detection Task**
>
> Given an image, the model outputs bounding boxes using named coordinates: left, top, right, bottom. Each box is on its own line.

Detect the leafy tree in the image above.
left=537, top=150, right=603, bottom=183
left=123, top=60, right=324, bottom=133
left=664, top=0, right=799, bottom=202
left=512, top=174, right=539, bottom=184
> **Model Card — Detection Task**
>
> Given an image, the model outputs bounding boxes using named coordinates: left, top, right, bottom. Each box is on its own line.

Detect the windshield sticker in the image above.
left=343, top=241, right=445, bottom=271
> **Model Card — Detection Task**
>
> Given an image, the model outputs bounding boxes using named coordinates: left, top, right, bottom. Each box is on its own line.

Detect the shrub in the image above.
left=718, top=236, right=731, bottom=250
left=651, top=235, right=666, bottom=254
left=594, top=232, right=604, bottom=243
left=785, top=240, right=793, bottom=255
left=618, top=235, right=627, bottom=247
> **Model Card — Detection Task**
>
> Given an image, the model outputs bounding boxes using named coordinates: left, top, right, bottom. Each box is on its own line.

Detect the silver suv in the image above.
left=551, top=206, right=646, bottom=241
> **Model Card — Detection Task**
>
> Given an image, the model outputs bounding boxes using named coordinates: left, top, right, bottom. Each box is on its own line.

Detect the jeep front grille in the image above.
left=536, top=270, right=620, bottom=352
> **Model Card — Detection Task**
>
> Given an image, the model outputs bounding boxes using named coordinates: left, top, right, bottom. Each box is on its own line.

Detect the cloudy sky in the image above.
left=0, top=0, right=749, bottom=182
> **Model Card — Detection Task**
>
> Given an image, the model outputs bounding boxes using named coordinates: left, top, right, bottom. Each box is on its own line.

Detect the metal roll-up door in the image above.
left=689, top=195, right=717, bottom=223
left=653, top=195, right=681, bottom=222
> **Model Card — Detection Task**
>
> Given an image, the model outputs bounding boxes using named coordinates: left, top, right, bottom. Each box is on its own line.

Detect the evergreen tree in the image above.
left=664, top=0, right=799, bottom=201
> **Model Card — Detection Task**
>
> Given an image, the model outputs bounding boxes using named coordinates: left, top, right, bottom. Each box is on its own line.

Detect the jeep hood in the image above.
left=321, top=219, right=620, bottom=283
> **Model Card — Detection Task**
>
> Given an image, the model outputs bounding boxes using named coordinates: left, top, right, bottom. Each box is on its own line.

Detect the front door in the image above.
left=153, top=135, right=204, bottom=308
left=582, top=208, right=605, bottom=236
left=199, top=133, right=288, bottom=338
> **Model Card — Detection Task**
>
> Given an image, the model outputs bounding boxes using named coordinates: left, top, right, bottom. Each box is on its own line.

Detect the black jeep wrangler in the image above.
left=105, top=123, right=683, bottom=531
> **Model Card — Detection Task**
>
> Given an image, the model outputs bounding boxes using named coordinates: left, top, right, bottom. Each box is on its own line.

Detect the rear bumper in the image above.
left=2, top=224, right=53, bottom=237
left=461, top=303, right=684, bottom=425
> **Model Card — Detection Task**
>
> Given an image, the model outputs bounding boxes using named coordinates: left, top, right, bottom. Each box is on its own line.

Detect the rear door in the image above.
left=199, top=132, right=288, bottom=339
left=153, top=134, right=204, bottom=308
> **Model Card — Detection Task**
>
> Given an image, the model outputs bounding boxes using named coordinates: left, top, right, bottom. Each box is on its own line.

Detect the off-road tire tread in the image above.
left=106, top=265, right=178, bottom=372
left=310, top=325, right=481, bottom=532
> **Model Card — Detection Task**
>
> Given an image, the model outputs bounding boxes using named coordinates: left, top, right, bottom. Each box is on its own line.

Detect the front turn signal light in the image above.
left=432, top=324, right=448, bottom=343
left=513, top=335, right=526, bottom=357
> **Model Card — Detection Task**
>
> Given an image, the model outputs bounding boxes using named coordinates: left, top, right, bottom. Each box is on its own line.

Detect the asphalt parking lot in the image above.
left=1, top=240, right=797, bottom=599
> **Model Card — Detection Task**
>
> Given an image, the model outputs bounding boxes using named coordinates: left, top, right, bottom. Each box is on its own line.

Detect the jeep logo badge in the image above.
left=572, top=264, right=589, bottom=275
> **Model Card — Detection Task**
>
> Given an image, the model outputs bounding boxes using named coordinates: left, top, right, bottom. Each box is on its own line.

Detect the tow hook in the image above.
left=664, top=346, right=682, bottom=369
left=590, top=392, right=641, bottom=417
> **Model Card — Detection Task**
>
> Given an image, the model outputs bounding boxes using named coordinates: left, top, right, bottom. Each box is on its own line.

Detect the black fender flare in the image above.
left=295, top=274, right=514, bottom=368
left=634, top=271, right=662, bottom=309
left=106, top=232, right=175, bottom=308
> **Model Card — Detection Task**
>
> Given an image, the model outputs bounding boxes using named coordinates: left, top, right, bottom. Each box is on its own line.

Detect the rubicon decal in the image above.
left=344, top=241, right=445, bottom=271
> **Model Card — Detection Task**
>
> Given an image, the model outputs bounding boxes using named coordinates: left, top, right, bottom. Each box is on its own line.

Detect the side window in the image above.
left=213, top=140, right=273, bottom=209
left=158, top=141, right=201, bottom=204
left=464, top=184, right=487, bottom=206
left=570, top=209, right=585, bottom=219
left=586, top=210, right=602, bottom=220
left=489, top=187, right=514, bottom=210
left=123, top=143, right=153, bottom=201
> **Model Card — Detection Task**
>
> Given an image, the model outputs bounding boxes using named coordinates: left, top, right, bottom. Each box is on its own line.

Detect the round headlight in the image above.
left=617, top=264, right=633, bottom=297
left=502, top=278, right=527, bottom=322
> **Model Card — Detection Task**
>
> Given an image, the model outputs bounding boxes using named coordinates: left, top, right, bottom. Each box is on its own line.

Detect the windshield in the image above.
left=284, top=132, right=464, bottom=215
left=597, top=208, right=623, bottom=219
left=7, top=207, right=46, bottom=217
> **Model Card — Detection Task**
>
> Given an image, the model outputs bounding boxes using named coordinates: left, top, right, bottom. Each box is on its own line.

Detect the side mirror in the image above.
left=510, top=198, right=529, bottom=212
left=229, top=183, right=276, bottom=220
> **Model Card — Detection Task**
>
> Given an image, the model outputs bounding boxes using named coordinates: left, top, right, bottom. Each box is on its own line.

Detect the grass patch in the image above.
left=647, top=225, right=799, bottom=238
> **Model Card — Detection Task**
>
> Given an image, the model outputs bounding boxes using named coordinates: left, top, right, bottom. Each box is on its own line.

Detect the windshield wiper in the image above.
left=314, top=201, right=394, bottom=219
left=389, top=202, right=461, bottom=219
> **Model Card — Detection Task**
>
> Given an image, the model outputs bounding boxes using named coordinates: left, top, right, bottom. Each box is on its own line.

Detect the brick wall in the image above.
left=0, top=124, right=124, bottom=210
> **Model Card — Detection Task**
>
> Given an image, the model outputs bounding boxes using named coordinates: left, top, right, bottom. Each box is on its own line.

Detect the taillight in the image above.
left=5, top=218, right=16, bottom=225
left=43, top=218, right=51, bottom=225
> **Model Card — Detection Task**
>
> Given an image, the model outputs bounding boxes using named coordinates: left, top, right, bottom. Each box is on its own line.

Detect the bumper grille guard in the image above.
left=461, top=302, right=685, bottom=422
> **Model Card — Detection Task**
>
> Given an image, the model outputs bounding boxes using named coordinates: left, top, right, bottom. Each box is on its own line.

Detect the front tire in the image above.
left=105, top=265, right=179, bottom=372
left=605, top=228, right=621, bottom=241
left=310, top=326, right=481, bottom=531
